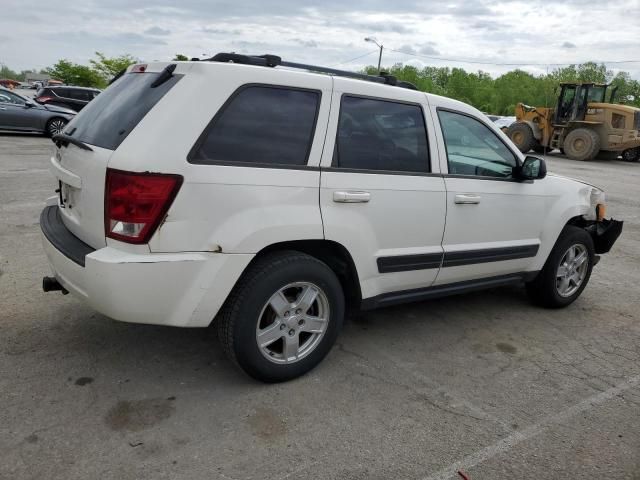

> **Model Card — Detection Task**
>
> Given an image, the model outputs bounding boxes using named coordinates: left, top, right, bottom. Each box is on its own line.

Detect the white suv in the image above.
left=41, top=54, right=623, bottom=382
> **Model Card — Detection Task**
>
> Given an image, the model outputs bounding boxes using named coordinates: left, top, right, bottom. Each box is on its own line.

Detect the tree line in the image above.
left=2, top=53, right=639, bottom=114
left=364, top=62, right=640, bottom=114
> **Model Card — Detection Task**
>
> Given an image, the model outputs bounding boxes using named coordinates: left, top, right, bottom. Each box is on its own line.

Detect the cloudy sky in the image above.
left=3, top=0, right=640, bottom=78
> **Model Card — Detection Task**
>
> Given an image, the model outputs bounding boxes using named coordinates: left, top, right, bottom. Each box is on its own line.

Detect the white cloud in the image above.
left=0, top=0, right=638, bottom=79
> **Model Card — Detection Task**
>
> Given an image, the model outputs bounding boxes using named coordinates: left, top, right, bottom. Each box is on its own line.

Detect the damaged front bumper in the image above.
left=584, top=218, right=624, bottom=254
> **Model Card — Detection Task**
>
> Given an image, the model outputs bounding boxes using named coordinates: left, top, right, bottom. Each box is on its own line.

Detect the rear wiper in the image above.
left=150, top=63, right=176, bottom=88
left=52, top=134, right=93, bottom=151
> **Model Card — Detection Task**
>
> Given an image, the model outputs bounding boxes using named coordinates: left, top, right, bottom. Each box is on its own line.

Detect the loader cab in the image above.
left=554, top=83, right=608, bottom=125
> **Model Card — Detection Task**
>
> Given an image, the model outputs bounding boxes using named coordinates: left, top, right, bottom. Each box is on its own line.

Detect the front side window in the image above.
left=190, top=86, right=320, bottom=166
left=438, top=110, right=517, bottom=178
left=334, top=96, right=429, bottom=173
left=0, top=91, right=26, bottom=105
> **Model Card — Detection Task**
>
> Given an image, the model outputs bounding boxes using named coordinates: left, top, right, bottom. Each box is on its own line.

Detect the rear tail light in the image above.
left=37, top=96, right=53, bottom=102
left=105, top=169, right=182, bottom=244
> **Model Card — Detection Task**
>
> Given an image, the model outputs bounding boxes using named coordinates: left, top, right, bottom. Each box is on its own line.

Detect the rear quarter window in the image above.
left=65, top=72, right=181, bottom=150
left=189, top=85, right=320, bottom=167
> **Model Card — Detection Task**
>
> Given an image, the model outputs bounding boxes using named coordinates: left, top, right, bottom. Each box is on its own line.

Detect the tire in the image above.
left=217, top=251, right=345, bottom=382
left=507, top=122, right=536, bottom=153
left=622, top=147, right=640, bottom=162
left=563, top=128, right=601, bottom=161
left=526, top=225, right=595, bottom=308
left=46, top=117, right=67, bottom=137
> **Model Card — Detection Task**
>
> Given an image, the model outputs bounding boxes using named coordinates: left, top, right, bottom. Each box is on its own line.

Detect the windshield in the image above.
left=587, top=86, right=607, bottom=103
left=65, top=71, right=181, bottom=150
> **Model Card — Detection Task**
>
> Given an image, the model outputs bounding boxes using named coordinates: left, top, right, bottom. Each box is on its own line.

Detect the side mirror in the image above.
left=515, top=156, right=547, bottom=180
left=24, top=101, right=34, bottom=108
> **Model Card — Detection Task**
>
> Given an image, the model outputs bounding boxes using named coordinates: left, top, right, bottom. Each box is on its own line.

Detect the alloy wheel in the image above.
left=48, top=119, right=66, bottom=136
left=256, top=282, right=330, bottom=364
left=555, top=244, right=589, bottom=297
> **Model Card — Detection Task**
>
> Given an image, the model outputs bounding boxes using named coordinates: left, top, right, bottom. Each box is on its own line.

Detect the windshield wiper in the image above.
left=52, top=134, right=93, bottom=151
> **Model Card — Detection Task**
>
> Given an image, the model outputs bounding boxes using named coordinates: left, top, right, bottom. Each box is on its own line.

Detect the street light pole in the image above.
left=364, top=37, right=383, bottom=74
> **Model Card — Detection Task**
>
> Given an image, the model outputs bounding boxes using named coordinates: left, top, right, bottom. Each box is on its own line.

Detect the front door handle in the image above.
left=0, top=107, right=6, bottom=110
left=333, top=191, right=371, bottom=203
left=454, top=194, right=481, bottom=204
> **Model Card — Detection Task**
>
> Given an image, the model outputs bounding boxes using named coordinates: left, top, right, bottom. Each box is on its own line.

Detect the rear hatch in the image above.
left=49, top=63, right=184, bottom=249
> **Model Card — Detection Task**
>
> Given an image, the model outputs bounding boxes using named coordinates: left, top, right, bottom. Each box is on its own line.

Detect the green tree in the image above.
left=173, top=54, right=189, bottom=61
left=0, top=63, right=23, bottom=81
left=89, top=52, right=137, bottom=81
left=45, top=59, right=106, bottom=88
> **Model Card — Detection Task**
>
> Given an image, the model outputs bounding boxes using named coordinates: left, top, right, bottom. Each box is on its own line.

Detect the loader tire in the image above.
left=507, top=122, right=536, bottom=153
left=563, top=128, right=600, bottom=161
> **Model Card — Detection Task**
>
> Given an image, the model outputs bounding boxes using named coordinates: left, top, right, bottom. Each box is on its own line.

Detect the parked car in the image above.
left=0, top=86, right=76, bottom=136
left=35, top=86, right=100, bottom=112
left=40, top=54, right=623, bottom=382
left=492, top=115, right=516, bottom=131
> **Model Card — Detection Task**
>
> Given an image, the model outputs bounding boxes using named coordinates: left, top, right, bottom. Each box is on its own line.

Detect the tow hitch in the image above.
left=42, top=276, right=68, bottom=295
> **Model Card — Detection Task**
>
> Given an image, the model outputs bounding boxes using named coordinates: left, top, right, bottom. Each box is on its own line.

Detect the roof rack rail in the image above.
left=207, top=53, right=418, bottom=90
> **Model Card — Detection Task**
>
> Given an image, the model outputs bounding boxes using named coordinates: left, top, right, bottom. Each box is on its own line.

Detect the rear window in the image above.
left=65, top=71, right=181, bottom=150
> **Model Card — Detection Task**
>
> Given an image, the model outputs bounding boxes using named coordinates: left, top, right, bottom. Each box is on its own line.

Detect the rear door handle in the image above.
left=454, top=194, right=481, bottom=204
left=0, top=107, right=6, bottom=110
left=333, top=191, right=371, bottom=203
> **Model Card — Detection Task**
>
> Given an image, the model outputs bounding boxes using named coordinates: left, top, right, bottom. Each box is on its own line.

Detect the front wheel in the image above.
left=526, top=226, right=595, bottom=308
left=217, top=251, right=344, bottom=382
left=46, top=117, right=67, bottom=137
left=563, top=128, right=600, bottom=161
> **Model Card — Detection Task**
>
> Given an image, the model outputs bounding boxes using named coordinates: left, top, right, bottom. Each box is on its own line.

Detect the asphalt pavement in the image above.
left=1, top=134, right=639, bottom=480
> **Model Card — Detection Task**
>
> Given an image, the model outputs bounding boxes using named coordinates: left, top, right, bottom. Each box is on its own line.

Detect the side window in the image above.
left=73, top=90, right=92, bottom=101
left=334, top=96, right=429, bottom=173
left=190, top=85, right=320, bottom=166
left=0, top=91, right=25, bottom=105
left=438, top=110, right=517, bottom=178
left=69, top=90, right=85, bottom=100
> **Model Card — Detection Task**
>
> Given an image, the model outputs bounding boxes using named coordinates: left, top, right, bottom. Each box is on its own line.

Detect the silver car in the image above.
left=0, top=87, right=76, bottom=137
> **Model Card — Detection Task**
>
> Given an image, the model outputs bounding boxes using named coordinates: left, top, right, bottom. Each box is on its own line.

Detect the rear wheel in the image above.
left=622, top=147, right=640, bottom=162
left=526, top=226, right=595, bottom=308
left=217, top=251, right=344, bottom=382
left=46, top=117, right=67, bottom=137
left=507, top=122, right=536, bottom=153
left=563, top=128, right=600, bottom=161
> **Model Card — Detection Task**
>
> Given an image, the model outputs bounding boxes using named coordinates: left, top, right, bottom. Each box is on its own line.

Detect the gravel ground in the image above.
left=1, top=134, right=639, bottom=480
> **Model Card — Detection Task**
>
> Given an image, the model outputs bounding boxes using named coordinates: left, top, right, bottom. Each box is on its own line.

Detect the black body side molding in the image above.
left=376, top=244, right=539, bottom=274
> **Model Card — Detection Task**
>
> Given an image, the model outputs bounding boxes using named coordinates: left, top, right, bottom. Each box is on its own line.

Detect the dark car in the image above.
left=0, top=87, right=76, bottom=136
left=35, top=86, right=100, bottom=112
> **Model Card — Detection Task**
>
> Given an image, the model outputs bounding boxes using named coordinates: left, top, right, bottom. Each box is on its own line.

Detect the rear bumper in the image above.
left=40, top=206, right=253, bottom=327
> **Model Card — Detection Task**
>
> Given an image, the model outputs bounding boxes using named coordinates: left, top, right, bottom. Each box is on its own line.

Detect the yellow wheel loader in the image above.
left=507, top=83, right=640, bottom=161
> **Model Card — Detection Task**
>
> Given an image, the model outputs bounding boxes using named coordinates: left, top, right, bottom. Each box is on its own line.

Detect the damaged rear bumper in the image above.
left=584, top=218, right=623, bottom=254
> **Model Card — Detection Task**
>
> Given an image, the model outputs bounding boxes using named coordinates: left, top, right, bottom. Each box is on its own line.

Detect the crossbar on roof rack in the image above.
left=207, top=53, right=418, bottom=90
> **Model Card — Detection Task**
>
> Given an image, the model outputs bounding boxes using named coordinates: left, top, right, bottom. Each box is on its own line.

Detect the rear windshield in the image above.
left=65, top=71, right=181, bottom=150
